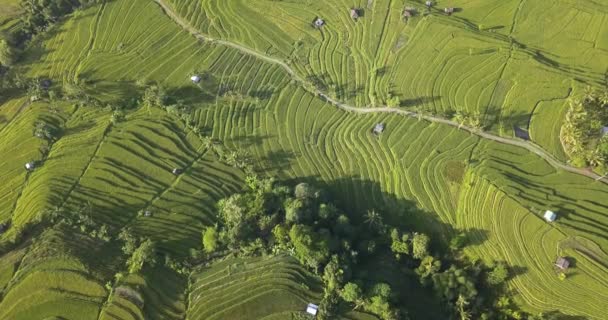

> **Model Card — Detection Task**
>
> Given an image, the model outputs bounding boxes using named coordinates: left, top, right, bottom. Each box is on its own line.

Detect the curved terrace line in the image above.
left=153, top=0, right=607, bottom=184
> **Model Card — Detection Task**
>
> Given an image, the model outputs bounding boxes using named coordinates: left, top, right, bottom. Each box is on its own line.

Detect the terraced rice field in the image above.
left=0, top=0, right=607, bottom=318
left=189, top=256, right=323, bottom=320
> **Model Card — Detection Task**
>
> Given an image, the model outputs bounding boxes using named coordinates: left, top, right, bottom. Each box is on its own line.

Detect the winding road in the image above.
left=154, top=0, right=607, bottom=184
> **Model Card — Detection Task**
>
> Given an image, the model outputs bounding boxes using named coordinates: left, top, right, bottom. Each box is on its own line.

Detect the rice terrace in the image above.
left=0, top=0, right=608, bottom=319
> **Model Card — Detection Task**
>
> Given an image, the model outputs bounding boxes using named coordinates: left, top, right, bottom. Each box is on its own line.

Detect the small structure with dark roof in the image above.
left=314, top=18, right=325, bottom=28
left=373, top=123, right=385, bottom=135
left=602, top=126, right=608, bottom=136
left=444, top=7, right=455, bottom=15
left=403, top=7, right=415, bottom=19
left=425, top=1, right=433, bottom=7
left=172, top=168, right=184, bottom=175
left=143, top=210, right=152, bottom=217
left=555, top=257, right=570, bottom=270
left=306, top=303, right=319, bottom=316
left=40, top=79, right=52, bottom=90
left=191, top=75, right=201, bottom=84
left=350, top=8, right=360, bottom=20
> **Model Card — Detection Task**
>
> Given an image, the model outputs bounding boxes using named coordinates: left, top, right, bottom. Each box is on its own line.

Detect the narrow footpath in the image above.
left=154, top=0, right=607, bottom=184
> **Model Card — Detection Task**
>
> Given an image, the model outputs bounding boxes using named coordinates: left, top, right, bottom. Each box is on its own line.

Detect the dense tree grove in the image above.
left=203, top=176, right=552, bottom=320
left=562, top=89, right=608, bottom=171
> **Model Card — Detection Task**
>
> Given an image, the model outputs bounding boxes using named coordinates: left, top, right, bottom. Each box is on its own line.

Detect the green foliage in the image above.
left=487, top=262, right=508, bottom=286
left=340, top=282, right=363, bottom=304
left=412, top=233, right=430, bottom=259
left=126, top=239, right=156, bottom=274
left=202, top=226, right=218, bottom=253
left=390, top=228, right=410, bottom=257
left=562, top=91, right=608, bottom=168
left=288, top=224, right=330, bottom=268
left=0, top=39, right=17, bottom=66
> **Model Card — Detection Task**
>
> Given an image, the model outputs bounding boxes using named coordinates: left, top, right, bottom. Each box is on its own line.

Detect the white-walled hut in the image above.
left=444, top=7, right=455, bottom=15
left=555, top=257, right=570, bottom=270
left=172, top=168, right=184, bottom=175
left=602, top=126, right=608, bottom=136
left=350, top=8, right=360, bottom=20
left=373, top=123, right=385, bottom=135
left=425, top=1, right=433, bottom=7
left=25, top=162, right=36, bottom=171
left=191, top=75, right=201, bottom=84
left=544, top=210, right=557, bottom=222
left=314, top=18, right=325, bottom=28
left=306, top=303, right=319, bottom=316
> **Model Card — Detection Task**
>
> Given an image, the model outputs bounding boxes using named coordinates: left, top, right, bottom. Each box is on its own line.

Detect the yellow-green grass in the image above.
left=100, top=266, right=187, bottom=320
left=457, top=172, right=608, bottom=318
left=0, top=100, right=49, bottom=224
left=0, top=0, right=21, bottom=24
left=188, top=255, right=322, bottom=320
left=0, top=0, right=607, bottom=318
left=164, top=0, right=608, bottom=148
left=0, top=230, right=110, bottom=320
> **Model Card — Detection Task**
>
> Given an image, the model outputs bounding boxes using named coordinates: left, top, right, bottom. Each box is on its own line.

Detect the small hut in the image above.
left=350, top=8, right=360, bottom=20
left=191, top=75, right=201, bottom=84
left=143, top=210, right=152, bottom=217
left=403, top=7, right=415, bottom=19
left=306, top=303, right=319, bottom=316
left=555, top=257, right=570, bottom=270
left=172, top=168, right=184, bottom=175
left=425, top=1, right=433, bottom=7
left=25, top=162, right=36, bottom=171
left=602, top=126, right=608, bottom=136
left=373, top=123, right=385, bottom=135
left=444, top=7, right=455, bottom=15
left=40, top=79, right=52, bottom=90
left=544, top=210, right=557, bottom=222
left=314, top=18, right=325, bottom=28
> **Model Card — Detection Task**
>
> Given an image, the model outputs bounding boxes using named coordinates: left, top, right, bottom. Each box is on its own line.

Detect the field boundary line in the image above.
left=153, top=0, right=607, bottom=185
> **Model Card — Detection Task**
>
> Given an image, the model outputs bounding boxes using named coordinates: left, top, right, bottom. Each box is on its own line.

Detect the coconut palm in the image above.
left=364, top=209, right=383, bottom=230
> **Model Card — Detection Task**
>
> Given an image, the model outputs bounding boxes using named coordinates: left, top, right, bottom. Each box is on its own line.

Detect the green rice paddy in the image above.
left=1, top=0, right=607, bottom=318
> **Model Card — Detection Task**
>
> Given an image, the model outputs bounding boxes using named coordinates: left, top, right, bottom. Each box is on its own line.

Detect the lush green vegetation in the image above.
left=561, top=90, right=608, bottom=172
left=0, top=0, right=607, bottom=319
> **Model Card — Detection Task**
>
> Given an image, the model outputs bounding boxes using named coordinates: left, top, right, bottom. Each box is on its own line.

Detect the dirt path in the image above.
left=153, top=0, right=607, bottom=184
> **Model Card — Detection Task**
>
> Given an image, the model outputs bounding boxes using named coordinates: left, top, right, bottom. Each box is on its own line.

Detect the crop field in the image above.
left=0, top=0, right=607, bottom=318
left=189, top=256, right=323, bottom=320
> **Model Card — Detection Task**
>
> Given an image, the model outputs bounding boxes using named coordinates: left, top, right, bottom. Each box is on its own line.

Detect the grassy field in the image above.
left=0, top=0, right=607, bottom=318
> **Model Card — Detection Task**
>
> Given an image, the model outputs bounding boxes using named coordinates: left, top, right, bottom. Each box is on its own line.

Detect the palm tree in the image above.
left=456, top=294, right=471, bottom=320
left=364, top=209, right=383, bottom=230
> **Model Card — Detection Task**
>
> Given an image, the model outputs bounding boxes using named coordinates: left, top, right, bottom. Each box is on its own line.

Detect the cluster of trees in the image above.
left=117, top=228, right=157, bottom=274
left=201, top=176, right=403, bottom=319
left=202, top=176, right=557, bottom=320
left=562, top=89, right=608, bottom=171
left=13, top=0, right=102, bottom=44
left=47, top=204, right=111, bottom=242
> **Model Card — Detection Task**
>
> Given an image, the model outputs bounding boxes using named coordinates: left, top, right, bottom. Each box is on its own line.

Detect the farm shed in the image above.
left=425, top=1, right=433, bottom=7
left=403, top=9, right=412, bottom=18
left=314, top=18, right=325, bottom=28
left=143, top=210, right=152, bottom=217
left=602, top=126, right=608, bottom=136
left=25, top=162, right=35, bottom=171
left=350, top=8, right=360, bottom=19
left=544, top=210, right=557, bottom=222
left=172, top=168, right=184, bottom=175
left=555, top=257, right=570, bottom=270
left=444, top=7, right=454, bottom=15
left=306, top=303, right=319, bottom=316
left=191, top=75, right=201, bottom=83
left=373, top=123, right=385, bottom=135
